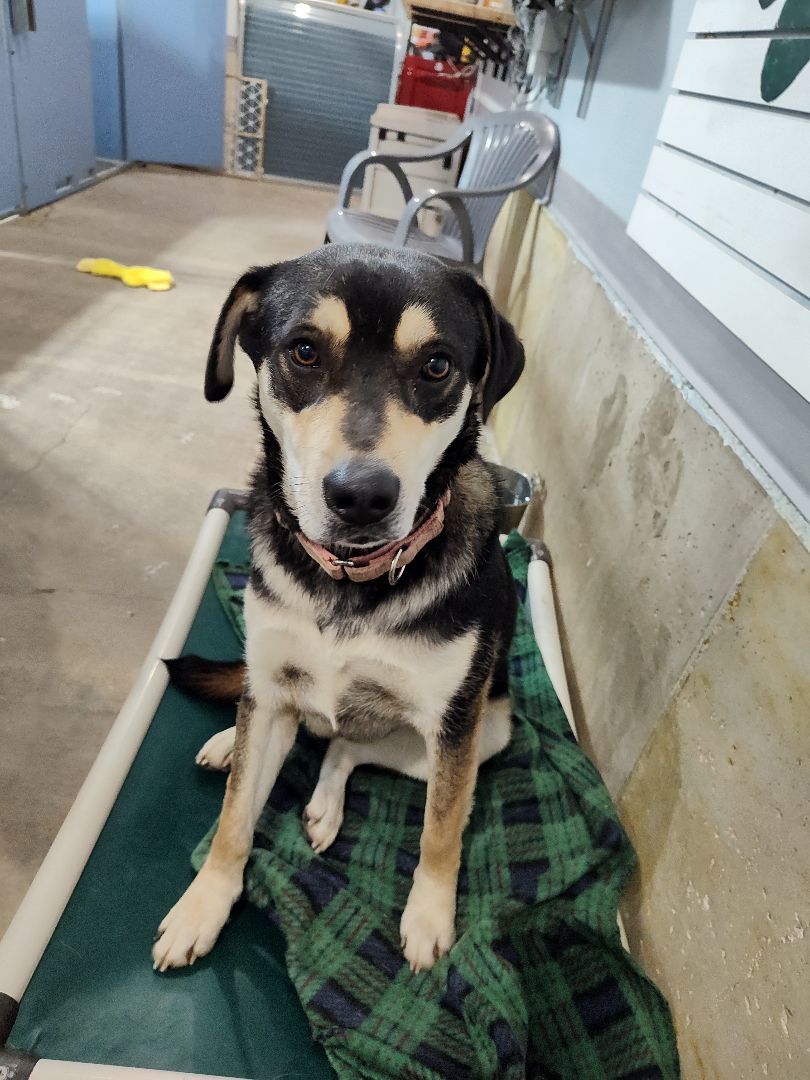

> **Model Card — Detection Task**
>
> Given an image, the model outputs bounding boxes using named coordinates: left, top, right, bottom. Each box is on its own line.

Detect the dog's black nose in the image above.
left=323, top=462, right=400, bottom=526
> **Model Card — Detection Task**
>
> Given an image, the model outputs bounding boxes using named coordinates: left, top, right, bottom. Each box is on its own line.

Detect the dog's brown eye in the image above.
left=289, top=341, right=319, bottom=367
left=422, top=354, right=451, bottom=381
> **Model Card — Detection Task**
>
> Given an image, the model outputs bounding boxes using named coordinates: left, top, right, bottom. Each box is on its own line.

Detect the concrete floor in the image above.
left=0, top=166, right=334, bottom=935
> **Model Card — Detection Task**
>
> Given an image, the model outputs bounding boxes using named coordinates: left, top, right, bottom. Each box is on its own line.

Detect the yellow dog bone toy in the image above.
left=76, top=257, right=175, bottom=292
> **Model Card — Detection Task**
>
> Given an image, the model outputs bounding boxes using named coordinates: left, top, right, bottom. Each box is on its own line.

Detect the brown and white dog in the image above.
left=155, top=243, right=525, bottom=974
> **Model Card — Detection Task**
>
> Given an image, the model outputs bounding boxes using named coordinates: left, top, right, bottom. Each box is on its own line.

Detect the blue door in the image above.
left=3, top=0, right=96, bottom=211
left=118, top=0, right=225, bottom=168
left=86, top=0, right=124, bottom=160
left=0, top=18, right=23, bottom=215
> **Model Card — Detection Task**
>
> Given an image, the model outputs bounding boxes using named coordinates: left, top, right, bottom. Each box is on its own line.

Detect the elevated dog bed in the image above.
left=0, top=491, right=678, bottom=1079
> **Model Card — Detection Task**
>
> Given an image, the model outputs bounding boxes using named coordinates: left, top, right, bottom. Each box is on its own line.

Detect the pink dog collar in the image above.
left=295, top=491, right=451, bottom=585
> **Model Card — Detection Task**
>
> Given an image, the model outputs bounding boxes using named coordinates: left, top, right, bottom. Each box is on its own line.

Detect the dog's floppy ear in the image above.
left=478, top=290, right=525, bottom=422
left=205, top=266, right=274, bottom=402
left=456, top=273, right=525, bottom=421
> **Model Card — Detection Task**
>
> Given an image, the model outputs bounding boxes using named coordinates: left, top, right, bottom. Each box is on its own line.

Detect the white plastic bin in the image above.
left=360, top=104, right=462, bottom=236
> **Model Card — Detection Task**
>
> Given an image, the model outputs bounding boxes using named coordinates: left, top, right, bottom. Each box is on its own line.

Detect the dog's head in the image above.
left=205, top=244, right=524, bottom=549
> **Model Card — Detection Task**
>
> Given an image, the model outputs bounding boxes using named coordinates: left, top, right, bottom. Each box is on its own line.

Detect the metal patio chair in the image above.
left=325, top=109, right=559, bottom=273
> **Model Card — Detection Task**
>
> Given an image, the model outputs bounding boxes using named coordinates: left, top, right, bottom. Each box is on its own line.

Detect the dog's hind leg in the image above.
left=196, top=725, right=236, bottom=771
left=153, top=691, right=297, bottom=971
left=193, top=698, right=511, bottom=779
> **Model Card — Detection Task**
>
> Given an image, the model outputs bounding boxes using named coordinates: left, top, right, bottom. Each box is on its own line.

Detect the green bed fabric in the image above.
left=194, top=532, right=679, bottom=1080
left=10, top=512, right=333, bottom=1079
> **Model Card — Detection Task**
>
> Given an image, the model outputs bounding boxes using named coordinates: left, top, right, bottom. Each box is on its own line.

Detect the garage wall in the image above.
left=485, top=190, right=810, bottom=1079
left=626, top=0, right=810, bottom=410
left=491, top=4, right=810, bottom=1063
left=524, top=0, right=810, bottom=527
left=541, top=0, right=696, bottom=224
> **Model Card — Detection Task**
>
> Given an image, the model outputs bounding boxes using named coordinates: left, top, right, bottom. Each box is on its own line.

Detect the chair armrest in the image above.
left=336, top=127, right=472, bottom=208
left=406, top=136, right=559, bottom=204
left=372, top=124, right=471, bottom=165
left=337, top=150, right=412, bottom=209
left=418, top=178, right=532, bottom=203
left=392, top=191, right=476, bottom=264
left=389, top=159, right=556, bottom=260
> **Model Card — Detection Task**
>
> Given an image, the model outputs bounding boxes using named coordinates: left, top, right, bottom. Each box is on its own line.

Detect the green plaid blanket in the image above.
left=195, top=534, right=679, bottom=1079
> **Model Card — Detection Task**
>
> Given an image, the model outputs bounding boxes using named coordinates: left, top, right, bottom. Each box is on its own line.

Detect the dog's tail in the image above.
left=164, top=656, right=245, bottom=703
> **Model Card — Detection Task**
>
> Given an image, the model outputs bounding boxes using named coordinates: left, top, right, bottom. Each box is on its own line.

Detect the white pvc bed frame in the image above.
left=0, top=488, right=616, bottom=1080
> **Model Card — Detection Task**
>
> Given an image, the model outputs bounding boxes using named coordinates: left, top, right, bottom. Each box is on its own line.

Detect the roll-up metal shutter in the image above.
left=243, top=0, right=396, bottom=184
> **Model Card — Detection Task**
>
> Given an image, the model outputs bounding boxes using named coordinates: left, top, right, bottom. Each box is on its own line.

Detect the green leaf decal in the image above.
left=775, top=0, right=810, bottom=28
left=760, top=0, right=810, bottom=100
left=759, top=0, right=779, bottom=8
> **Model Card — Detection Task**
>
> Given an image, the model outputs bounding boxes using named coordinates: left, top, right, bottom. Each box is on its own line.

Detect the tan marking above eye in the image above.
left=394, top=304, right=437, bottom=353
left=307, top=295, right=351, bottom=344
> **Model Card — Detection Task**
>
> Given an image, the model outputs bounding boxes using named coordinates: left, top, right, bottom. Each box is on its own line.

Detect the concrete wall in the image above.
left=485, top=195, right=810, bottom=1077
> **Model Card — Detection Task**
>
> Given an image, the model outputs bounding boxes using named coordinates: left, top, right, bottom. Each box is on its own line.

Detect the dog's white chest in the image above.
left=243, top=582, right=476, bottom=736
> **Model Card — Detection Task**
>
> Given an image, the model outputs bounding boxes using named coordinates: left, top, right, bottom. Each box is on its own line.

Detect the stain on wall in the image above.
left=629, top=387, right=685, bottom=539
left=587, top=373, right=628, bottom=485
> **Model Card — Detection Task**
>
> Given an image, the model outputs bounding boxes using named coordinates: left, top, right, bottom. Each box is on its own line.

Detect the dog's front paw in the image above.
left=196, top=727, right=236, bottom=771
left=303, top=781, right=345, bottom=854
left=152, top=870, right=240, bottom=972
left=400, top=874, right=456, bottom=973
